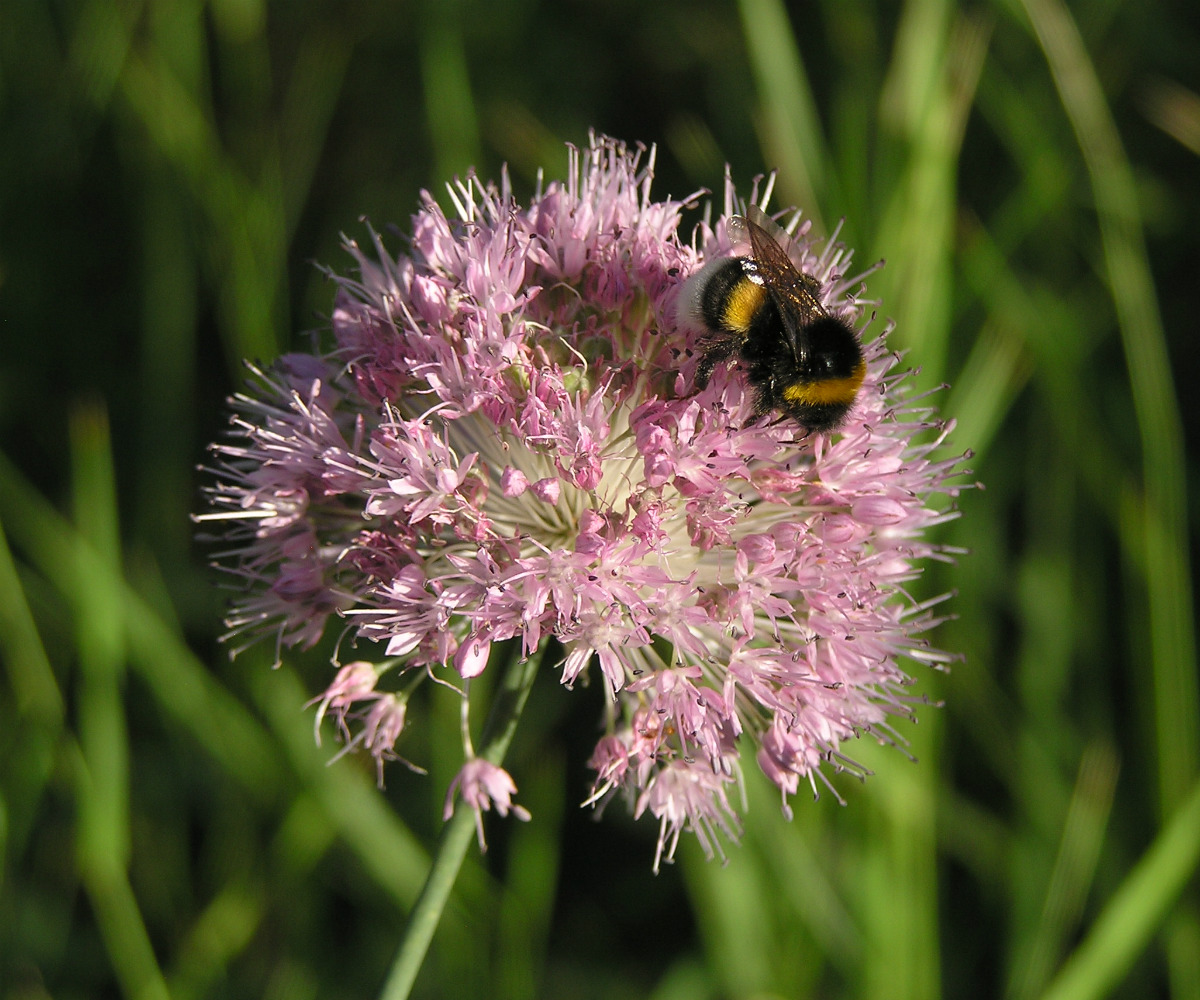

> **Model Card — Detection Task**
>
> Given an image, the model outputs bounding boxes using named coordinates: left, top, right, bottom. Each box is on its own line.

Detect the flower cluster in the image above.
left=199, top=135, right=965, bottom=867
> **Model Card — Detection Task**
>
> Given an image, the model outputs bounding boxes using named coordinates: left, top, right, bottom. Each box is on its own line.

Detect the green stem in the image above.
left=378, top=644, right=541, bottom=1000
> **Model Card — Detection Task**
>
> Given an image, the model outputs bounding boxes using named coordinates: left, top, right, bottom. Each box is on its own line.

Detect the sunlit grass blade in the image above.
left=70, top=402, right=129, bottom=867
left=1140, top=78, right=1200, bottom=157
left=482, top=98, right=569, bottom=188
left=862, top=728, right=943, bottom=1000
left=0, top=449, right=430, bottom=911
left=1019, top=0, right=1197, bottom=810
left=279, top=30, right=354, bottom=232
left=1019, top=0, right=1199, bottom=992
left=67, top=400, right=169, bottom=1000
left=1007, top=740, right=1119, bottom=1000
left=167, top=881, right=264, bottom=1000
left=0, top=518, right=64, bottom=888
left=0, top=443, right=283, bottom=793
left=73, top=832, right=172, bottom=1000
left=737, top=0, right=830, bottom=228
left=65, top=0, right=131, bottom=113
left=665, top=112, right=728, bottom=191
left=750, top=783, right=863, bottom=973
left=874, top=7, right=990, bottom=383
left=0, top=518, right=63, bottom=730
left=685, top=831, right=789, bottom=997
left=1040, top=775, right=1200, bottom=1000
left=421, top=0, right=482, bottom=186
left=944, top=317, right=1028, bottom=459
left=493, top=753, right=565, bottom=1000
left=119, top=52, right=283, bottom=365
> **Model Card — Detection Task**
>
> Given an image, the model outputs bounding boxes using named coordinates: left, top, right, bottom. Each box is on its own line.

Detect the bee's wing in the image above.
left=725, top=213, right=752, bottom=254
left=743, top=204, right=797, bottom=248
left=740, top=207, right=830, bottom=363
left=727, top=206, right=794, bottom=254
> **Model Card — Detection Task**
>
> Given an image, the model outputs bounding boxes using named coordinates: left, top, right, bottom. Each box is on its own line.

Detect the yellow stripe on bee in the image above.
left=720, top=278, right=768, bottom=333
left=781, top=360, right=867, bottom=407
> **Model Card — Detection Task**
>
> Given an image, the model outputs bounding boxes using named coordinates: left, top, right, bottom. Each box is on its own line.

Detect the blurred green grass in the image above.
left=2, top=1, right=1198, bottom=998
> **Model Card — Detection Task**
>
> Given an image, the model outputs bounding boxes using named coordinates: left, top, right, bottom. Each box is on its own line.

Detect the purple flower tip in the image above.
left=445, top=758, right=531, bottom=852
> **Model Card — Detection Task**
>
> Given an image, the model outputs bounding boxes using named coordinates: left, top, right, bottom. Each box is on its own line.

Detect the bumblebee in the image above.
left=677, top=205, right=865, bottom=433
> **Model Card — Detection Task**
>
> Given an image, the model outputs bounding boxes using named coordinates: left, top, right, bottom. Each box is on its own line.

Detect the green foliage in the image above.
left=2, top=1, right=1197, bottom=997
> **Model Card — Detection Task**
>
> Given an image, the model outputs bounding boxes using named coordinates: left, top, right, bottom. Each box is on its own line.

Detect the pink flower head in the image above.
left=199, top=134, right=968, bottom=866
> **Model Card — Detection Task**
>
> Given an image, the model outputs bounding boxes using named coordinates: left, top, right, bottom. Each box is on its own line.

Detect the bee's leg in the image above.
left=696, top=339, right=738, bottom=389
